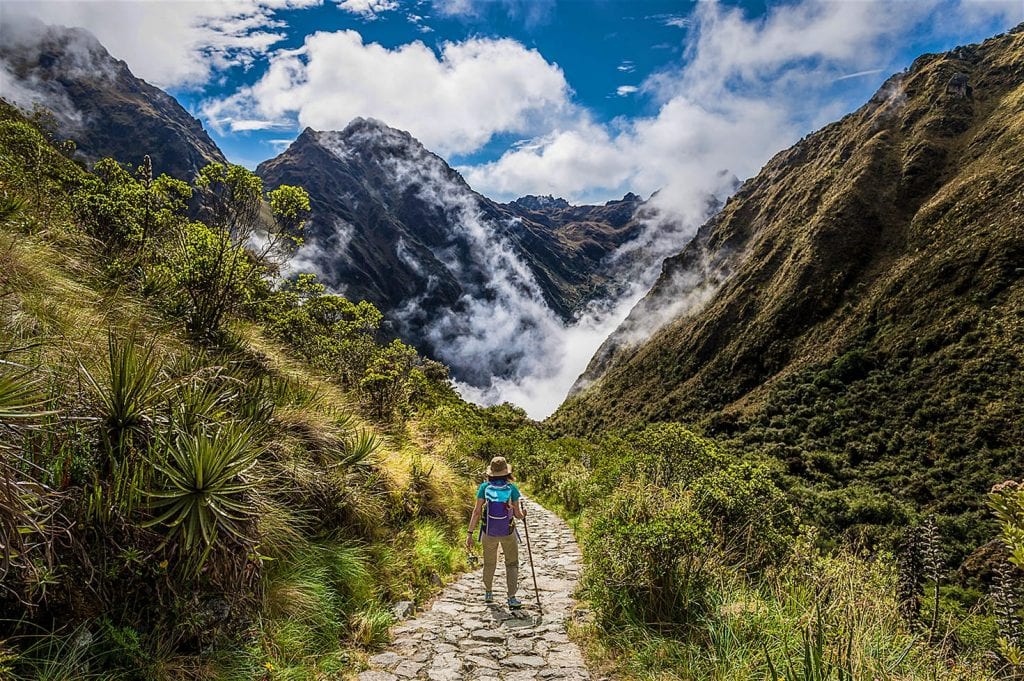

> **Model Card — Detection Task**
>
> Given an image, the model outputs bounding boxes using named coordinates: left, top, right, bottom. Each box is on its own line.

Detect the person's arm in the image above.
left=512, top=486, right=525, bottom=519
left=466, top=497, right=484, bottom=550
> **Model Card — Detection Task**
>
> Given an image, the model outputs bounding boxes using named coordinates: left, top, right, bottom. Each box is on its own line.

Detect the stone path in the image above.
left=358, top=499, right=591, bottom=681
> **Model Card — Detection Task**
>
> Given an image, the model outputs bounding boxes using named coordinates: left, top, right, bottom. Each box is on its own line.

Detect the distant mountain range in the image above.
left=256, top=119, right=645, bottom=382
left=0, top=22, right=653, bottom=386
left=0, top=19, right=225, bottom=180
left=553, top=25, right=1024, bottom=543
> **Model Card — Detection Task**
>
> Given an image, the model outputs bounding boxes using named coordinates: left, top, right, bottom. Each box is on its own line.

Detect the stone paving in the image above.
left=358, top=499, right=591, bottom=681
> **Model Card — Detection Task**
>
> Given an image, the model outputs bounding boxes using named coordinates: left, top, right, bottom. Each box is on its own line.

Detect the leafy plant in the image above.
left=145, top=423, right=261, bottom=570
left=0, top=362, right=50, bottom=422
left=340, top=429, right=382, bottom=468
left=989, top=480, right=1024, bottom=670
left=0, top=192, right=28, bottom=225
left=80, top=330, right=166, bottom=457
left=765, top=608, right=856, bottom=681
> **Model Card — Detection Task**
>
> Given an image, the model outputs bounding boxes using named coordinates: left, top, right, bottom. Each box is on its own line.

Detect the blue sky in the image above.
left=173, top=0, right=1014, bottom=171
left=176, top=1, right=713, bottom=168
left=10, top=0, right=1022, bottom=203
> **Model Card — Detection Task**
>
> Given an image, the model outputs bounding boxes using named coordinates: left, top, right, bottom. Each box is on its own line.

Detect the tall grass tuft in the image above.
left=350, top=601, right=394, bottom=649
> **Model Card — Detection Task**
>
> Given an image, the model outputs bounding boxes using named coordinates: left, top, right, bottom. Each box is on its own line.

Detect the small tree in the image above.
left=176, top=164, right=310, bottom=338
left=360, top=340, right=418, bottom=420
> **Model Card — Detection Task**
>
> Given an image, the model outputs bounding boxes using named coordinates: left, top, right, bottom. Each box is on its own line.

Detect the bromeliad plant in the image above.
left=80, top=330, right=171, bottom=519
left=145, top=422, right=262, bottom=573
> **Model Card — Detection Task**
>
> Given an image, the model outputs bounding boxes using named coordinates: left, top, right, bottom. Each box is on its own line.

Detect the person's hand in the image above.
left=465, top=533, right=474, bottom=552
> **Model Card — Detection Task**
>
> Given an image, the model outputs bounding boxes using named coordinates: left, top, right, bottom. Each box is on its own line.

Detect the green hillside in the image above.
left=1, top=24, right=1023, bottom=681
left=0, top=101, right=477, bottom=678
left=553, top=26, right=1024, bottom=555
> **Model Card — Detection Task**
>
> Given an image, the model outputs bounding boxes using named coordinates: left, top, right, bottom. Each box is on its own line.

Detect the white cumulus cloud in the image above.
left=202, top=31, right=572, bottom=154
left=0, top=0, right=322, bottom=89
left=336, top=0, right=398, bottom=19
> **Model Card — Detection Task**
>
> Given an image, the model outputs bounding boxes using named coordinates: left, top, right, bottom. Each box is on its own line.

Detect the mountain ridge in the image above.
left=552, top=26, right=1024, bottom=543
left=0, top=19, right=225, bottom=179
left=257, top=117, right=646, bottom=384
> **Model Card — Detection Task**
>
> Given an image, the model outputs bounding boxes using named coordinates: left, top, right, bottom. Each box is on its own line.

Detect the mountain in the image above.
left=554, top=27, right=1024, bottom=542
left=0, top=20, right=225, bottom=179
left=257, top=118, right=643, bottom=380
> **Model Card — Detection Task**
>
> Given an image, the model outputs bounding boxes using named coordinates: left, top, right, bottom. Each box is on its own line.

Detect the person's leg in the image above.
left=481, top=534, right=498, bottom=594
left=499, top=534, right=519, bottom=598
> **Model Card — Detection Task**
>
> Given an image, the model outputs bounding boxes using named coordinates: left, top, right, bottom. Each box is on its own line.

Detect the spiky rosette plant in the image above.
left=145, top=422, right=262, bottom=572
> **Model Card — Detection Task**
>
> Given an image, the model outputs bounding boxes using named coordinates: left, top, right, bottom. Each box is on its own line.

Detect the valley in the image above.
left=0, top=10, right=1022, bottom=681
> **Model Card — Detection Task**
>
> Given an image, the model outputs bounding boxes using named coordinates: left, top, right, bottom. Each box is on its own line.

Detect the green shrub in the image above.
left=583, top=481, right=715, bottom=629
left=591, top=422, right=727, bottom=490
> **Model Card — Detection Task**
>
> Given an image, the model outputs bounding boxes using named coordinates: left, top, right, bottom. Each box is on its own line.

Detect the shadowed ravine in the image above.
left=359, top=500, right=592, bottom=680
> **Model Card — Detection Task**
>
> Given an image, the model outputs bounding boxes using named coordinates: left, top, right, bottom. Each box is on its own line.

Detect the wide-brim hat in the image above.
left=486, top=456, right=511, bottom=477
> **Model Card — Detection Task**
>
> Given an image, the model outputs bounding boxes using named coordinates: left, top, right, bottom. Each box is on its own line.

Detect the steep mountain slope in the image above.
left=554, top=27, right=1024, bottom=540
left=0, top=20, right=225, bottom=179
left=257, top=119, right=642, bottom=380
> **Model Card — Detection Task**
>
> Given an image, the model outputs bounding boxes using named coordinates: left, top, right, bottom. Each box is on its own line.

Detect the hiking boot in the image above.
left=484, top=592, right=494, bottom=603
left=508, top=597, right=523, bottom=609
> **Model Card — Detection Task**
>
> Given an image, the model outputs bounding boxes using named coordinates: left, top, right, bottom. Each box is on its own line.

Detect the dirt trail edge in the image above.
left=358, top=499, right=592, bottom=680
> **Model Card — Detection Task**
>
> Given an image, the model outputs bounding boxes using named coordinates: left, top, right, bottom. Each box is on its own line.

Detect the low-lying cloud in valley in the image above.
left=252, top=0, right=1022, bottom=418
left=5, top=0, right=1022, bottom=419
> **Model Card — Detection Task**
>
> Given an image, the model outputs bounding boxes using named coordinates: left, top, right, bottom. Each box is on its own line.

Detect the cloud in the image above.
left=452, top=0, right=1024, bottom=413
left=660, top=15, right=691, bottom=29
left=463, top=0, right=1024, bottom=212
left=0, top=0, right=321, bottom=89
left=616, top=61, right=635, bottom=73
left=616, top=85, right=639, bottom=96
left=432, top=0, right=556, bottom=26
left=336, top=0, right=398, bottom=19
left=202, top=32, right=571, bottom=155
left=834, top=68, right=886, bottom=82
left=228, top=118, right=295, bottom=131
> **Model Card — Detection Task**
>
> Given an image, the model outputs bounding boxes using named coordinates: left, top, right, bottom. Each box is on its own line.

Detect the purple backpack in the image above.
left=483, top=482, right=514, bottom=537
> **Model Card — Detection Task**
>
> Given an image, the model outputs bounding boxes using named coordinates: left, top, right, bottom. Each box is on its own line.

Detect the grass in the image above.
left=0, top=102, right=475, bottom=679
left=571, top=545, right=995, bottom=681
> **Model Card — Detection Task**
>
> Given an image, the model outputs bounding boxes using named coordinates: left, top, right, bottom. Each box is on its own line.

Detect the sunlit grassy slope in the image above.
left=0, top=100, right=476, bottom=679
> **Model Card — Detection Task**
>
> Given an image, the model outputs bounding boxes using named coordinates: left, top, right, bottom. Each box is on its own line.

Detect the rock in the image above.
left=393, top=661, right=423, bottom=678
left=465, top=654, right=500, bottom=669
left=471, top=629, right=506, bottom=642
left=392, top=600, right=415, bottom=619
left=368, top=651, right=401, bottom=669
left=358, top=672, right=397, bottom=681
left=507, top=654, right=546, bottom=668
left=946, top=73, right=972, bottom=98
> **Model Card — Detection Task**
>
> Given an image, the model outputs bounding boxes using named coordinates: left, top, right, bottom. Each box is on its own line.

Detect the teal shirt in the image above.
left=477, top=481, right=521, bottom=502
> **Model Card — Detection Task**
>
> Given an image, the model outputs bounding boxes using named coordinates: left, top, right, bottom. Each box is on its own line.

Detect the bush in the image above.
left=584, top=481, right=715, bottom=629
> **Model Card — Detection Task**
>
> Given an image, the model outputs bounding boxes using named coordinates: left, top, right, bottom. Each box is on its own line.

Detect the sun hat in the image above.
left=486, top=456, right=511, bottom=477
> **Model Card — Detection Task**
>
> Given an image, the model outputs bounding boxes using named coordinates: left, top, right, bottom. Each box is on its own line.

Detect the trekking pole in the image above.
left=521, top=500, right=542, bottom=616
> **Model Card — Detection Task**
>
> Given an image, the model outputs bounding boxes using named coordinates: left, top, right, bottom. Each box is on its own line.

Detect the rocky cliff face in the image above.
left=552, top=26, right=1024, bottom=539
left=0, top=21, right=225, bottom=179
left=257, top=118, right=642, bottom=380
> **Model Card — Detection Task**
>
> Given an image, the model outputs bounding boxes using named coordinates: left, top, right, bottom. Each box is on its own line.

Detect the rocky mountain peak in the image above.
left=511, top=195, right=572, bottom=211
left=311, top=117, right=430, bottom=163
left=0, top=20, right=225, bottom=179
left=606, top=192, right=642, bottom=206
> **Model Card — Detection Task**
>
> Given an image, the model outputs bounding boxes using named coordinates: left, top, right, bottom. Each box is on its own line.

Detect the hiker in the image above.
left=466, top=456, right=526, bottom=608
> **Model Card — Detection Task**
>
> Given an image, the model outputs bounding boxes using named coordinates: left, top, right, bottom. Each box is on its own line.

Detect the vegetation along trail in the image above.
left=359, top=500, right=592, bottom=681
